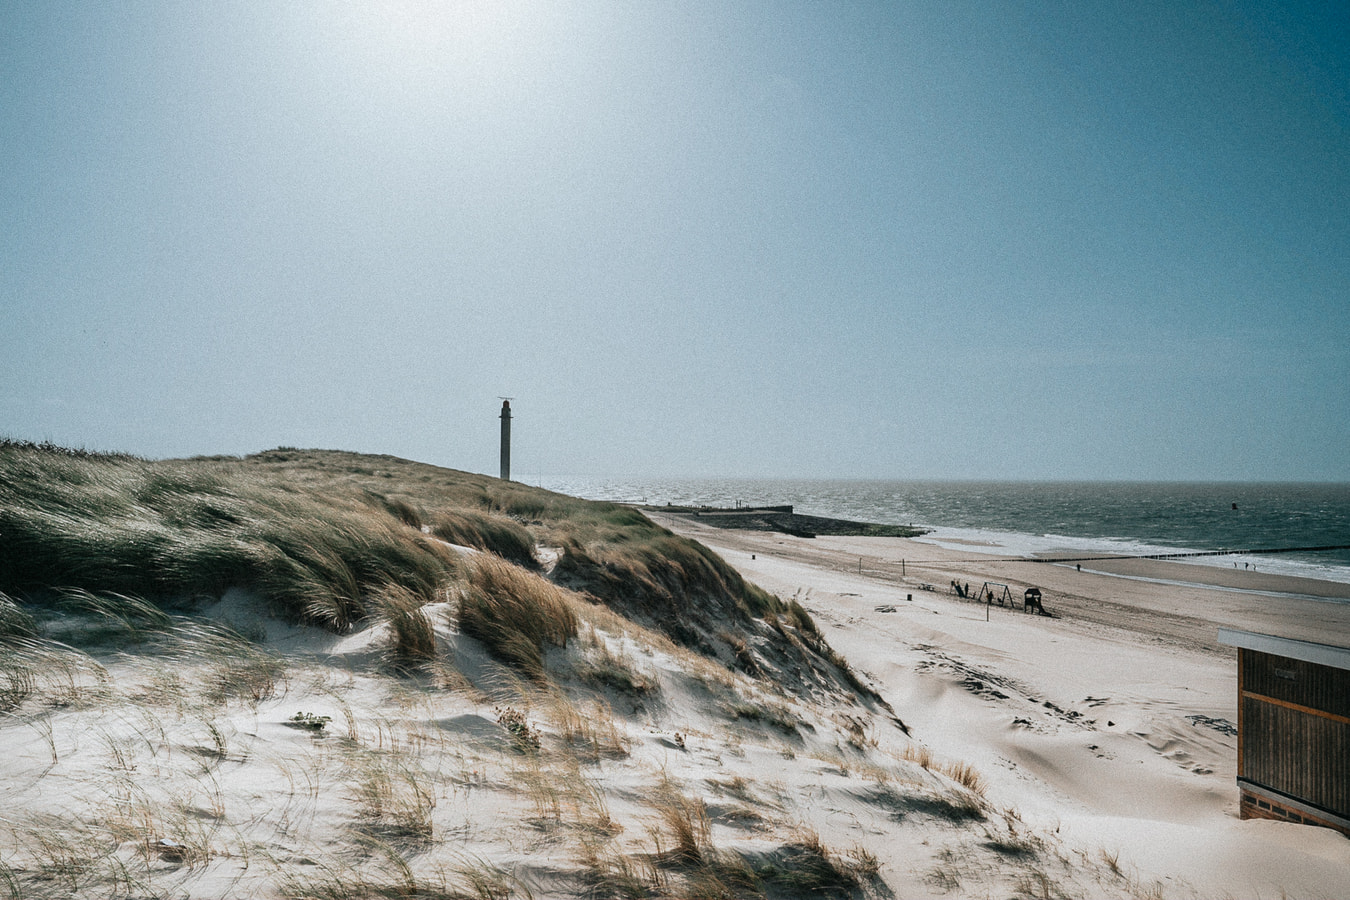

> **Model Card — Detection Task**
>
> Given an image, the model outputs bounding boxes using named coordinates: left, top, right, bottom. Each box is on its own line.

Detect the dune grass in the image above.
left=372, top=582, right=441, bottom=668
left=430, top=509, right=537, bottom=568
left=650, top=781, right=712, bottom=866
left=1, top=442, right=875, bottom=717
left=0, top=443, right=457, bottom=633
left=0, top=592, right=36, bottom=641
left=457, top=554, right=579, bottom=681
left=0, top=443, right=768, bottom=638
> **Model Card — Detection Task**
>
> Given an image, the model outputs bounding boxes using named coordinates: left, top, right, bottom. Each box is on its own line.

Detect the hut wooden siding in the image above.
left=1220, top=628, right=1350, bottom=836
left=1241, top=698, right=1349, bottom=817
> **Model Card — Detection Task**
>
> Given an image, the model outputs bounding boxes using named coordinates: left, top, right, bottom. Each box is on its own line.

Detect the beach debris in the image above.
left=154, top=838, right=186, bottom=861
left=660, top=731, right=687, bottom=751
left=874, top=605, right=897, bottom=613
left=1185, top=714, right=1238, bottom=736
left=285, top=711, right=331, bottom=731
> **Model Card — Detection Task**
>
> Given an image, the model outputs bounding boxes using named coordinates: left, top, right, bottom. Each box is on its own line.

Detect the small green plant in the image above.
left=286, top=711, right=331, bottom=731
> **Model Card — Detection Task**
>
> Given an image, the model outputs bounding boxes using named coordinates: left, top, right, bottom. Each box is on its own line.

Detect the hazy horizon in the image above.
left=4, top=2, right=1347, bottom=482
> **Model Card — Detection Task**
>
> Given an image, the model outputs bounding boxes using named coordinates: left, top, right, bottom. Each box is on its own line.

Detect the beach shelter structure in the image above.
left=1218, top=628, right=1350, bottom=836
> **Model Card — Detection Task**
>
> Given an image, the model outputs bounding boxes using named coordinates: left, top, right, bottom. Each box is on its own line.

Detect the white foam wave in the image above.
left=913, top=527, right=1350, bottom=586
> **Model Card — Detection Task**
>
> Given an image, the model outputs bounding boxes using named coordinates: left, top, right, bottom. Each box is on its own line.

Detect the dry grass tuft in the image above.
left=845, top=844, right=881, bottom=880
left=0, top=638, right=111, bottom=713
left=577, top=843, right=663, bottom=899
left=982, top=806, right=1047, bottom=859
left=650, top=783, right=711, bottom=866
left=940, top=759, right=988, bottom=796
left=722, top=695, right=802, bottom=736
left=901, top=742, right=935, bottom=770
left=164, top=622, right=288, bottom=705
left=570, top=626, right=659, bottom=699
left=276, top=846, right=527, bottom=900
left=705, top=775, right=755, bottom=803
left=750, top=828, right=864, bottom=897
left=347, top=753, right=438, bottom=844
left=547, top=693, right=630, bottom=762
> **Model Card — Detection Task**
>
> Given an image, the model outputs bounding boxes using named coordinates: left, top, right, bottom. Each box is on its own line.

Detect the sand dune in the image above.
left=3, top=499, right=1347, bottom=898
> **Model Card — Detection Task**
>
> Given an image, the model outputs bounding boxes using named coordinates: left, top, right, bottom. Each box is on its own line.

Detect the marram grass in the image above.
left=457, top=554, right=578, bottom=680
left=0, top=444, right=456, bottom=631
left=0, top=443, right=860, bottom=696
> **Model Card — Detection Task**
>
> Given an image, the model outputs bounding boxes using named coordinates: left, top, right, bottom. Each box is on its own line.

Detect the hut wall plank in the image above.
left=1241, top=696, right=1350, bottom=818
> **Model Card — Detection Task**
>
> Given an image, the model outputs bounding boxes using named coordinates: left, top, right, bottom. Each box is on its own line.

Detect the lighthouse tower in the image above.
left=499, top=399, right=512, bottom=482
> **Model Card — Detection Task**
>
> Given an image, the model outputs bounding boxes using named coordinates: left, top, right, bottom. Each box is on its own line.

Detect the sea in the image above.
left=538, top=478, right=1350, bottom=589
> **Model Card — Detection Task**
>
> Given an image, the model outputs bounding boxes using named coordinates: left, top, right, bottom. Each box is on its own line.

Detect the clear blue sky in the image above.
left=3, top=2, right=1347, bottom=481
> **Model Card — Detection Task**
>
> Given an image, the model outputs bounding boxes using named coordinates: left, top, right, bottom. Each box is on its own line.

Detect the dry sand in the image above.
left=651, top=511, right=1350, bottom=898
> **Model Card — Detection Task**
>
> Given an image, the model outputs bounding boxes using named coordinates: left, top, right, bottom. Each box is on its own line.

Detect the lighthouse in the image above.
left=499, top=399, right=512, bottom=482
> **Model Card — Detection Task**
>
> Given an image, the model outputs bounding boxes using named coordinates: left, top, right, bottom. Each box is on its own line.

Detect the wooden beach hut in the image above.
left=1218, top=627, right=1350, bottom=836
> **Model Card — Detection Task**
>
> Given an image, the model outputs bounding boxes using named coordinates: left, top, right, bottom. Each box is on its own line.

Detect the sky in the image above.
left=2, top=1, right=1348, bottom=482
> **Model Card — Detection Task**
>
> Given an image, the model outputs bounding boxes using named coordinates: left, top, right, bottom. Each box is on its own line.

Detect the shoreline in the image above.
left=646, top=507, right=1350, bottom=643
left=1052, top=553, right=1350, bottom=601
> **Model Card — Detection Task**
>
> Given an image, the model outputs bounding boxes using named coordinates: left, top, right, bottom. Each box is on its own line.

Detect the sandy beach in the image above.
left=652, top=512, right=1350, bottom=898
